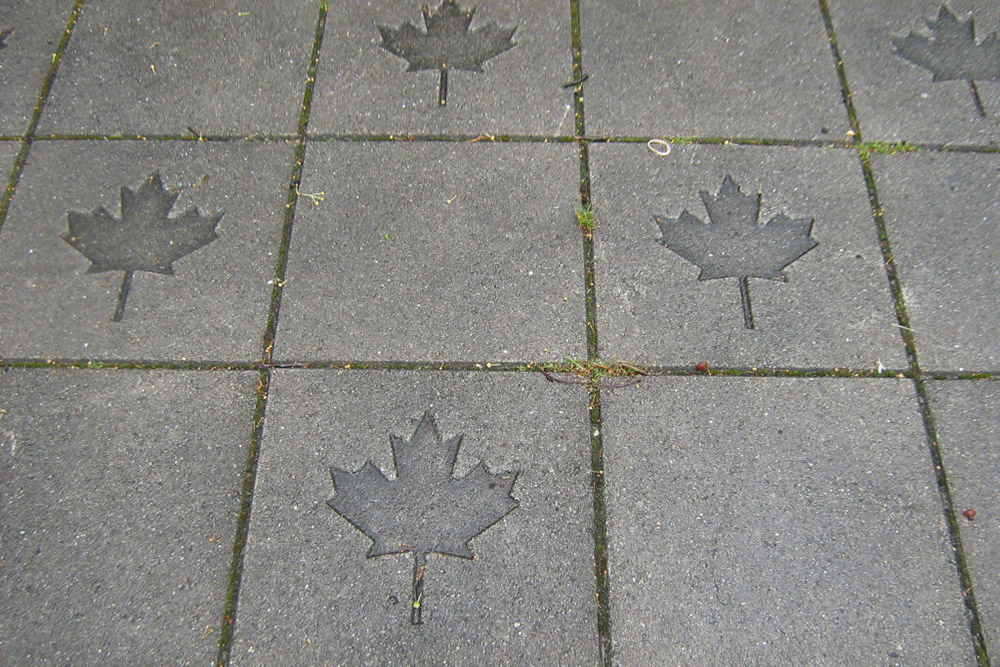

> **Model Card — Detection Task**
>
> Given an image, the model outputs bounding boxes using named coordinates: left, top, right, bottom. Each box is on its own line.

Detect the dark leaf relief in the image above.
left=328, top=411, right=518, bottom=624
left=655, top=176, right=817, bottom=329
left=378, top=0, right=517, bottom=106
left=62, top=173, right=222, bottom=321
left=892, top=5, right=1000, bottom=117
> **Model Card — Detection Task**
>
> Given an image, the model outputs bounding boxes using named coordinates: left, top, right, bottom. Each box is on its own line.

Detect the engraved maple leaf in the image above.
left=378, top=0, right=517, bottom=106
left=62, top=172, right=222, bottom=321
left=328, top=411, right=518, bottom=624
left=655, top=176, right=817, bottom=329
left=892, top=5, right=1000, bottom=116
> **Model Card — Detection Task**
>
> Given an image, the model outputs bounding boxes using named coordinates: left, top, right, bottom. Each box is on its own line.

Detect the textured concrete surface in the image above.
left=309, top=0, right=575, bottom=136
left=581, top=0, right=850, bottom=140
left=230, top=370, right=599, bottom=666
left=0, top=369, right=255, bottom=666
left=0, top=140, right=19, bottom=187
left=0, top=1, right=995, bottom=665
left=870, top=150, right=1000, bottom=373
left=37, top=0, right=318, bottom=136
left=0, top=0, right=78, bottom=135
left=602, top=376, right=975, bottom=665
left=829, top=0, right=1000, bottom=146
left=0, top=140, right=294, bottom=362
left=928, top=380, right=1000, bottom=655
left=275, top=141, right=584, bottom=363
left=590, top=142, right=906, bottom=370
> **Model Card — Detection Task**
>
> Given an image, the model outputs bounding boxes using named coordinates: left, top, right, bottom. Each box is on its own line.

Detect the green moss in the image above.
left=858, top=140, right=918, bottom=159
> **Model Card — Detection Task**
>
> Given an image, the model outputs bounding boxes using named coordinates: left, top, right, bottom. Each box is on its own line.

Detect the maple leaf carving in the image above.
left=62, top=172, right=222, bottom=321
left=892, top=5, right=1000, bottom=116
left=378, top=0, right=517, bottom=106
left=655, top=176, right=817, bottom=329
left=328, top=411, right=518, bottom=624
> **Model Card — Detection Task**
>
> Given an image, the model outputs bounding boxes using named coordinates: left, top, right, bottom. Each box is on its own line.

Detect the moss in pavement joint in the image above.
left=858, top=140, right=918, bottom=160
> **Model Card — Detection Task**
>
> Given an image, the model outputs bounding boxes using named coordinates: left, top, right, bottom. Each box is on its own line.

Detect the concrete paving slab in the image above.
left=0, top=368, right=256, bottom=666
left=230, top=369, right=599, bottom=666
left=0, top=140, right=295, bottom=362
left=829, top=0, right=1000, bottom=145
left=275, top=141, right=585, bottom=363
left=37, top=1, right=318, bottom=136
left=0, top=0, right=77, bottom=136
left=602, top=375, right=975, bottom=665
left=308, top=0, right=575, bottom=136
left=0, top=139, right=20, bottom=184
left=927, top=380, right=1000, bottom=654
left=580, top=0, right=849, bottom=141
left=590, top=142, right=906, bottom=370
left=870, top=151, right=1000, bottom=372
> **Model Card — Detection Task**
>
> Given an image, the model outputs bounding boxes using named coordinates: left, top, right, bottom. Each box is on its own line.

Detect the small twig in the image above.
left=968, top=80, right=986, bottom=118
left=562, top=74, right=589, bottom=88
left=539, top=364, right=650, bottom=389
left=540, top=368, right=589, bottom=385
left=296, top=188, right=325, bottom=207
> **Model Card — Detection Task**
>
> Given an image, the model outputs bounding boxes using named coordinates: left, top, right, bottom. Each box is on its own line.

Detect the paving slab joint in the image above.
left=821, top=2, right=994, bottom=661
left=216, top=369, right=270, bottom=666
left=853, top=113, right=992, bottom=667
left=913, top=378, right=992, bottom=665
left=261, top=1, right=328, bottom=365
left=588, top=388, right=614, bottom=666
left=818, top=0, right=862, bottom=145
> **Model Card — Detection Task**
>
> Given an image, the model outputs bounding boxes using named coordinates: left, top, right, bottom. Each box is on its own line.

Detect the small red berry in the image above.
left=963, top=509, right=976, bottom=521
left=695, top=361, right=709, bottom=372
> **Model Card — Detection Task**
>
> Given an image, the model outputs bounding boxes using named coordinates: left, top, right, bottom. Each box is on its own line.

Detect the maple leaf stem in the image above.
left=968, top=80, right=986, bottom=118
left=438, top=68, right=448, bottom=106
left=738, top=276, right=755, bottom=330
left=410, top=551, right=427, bottom=625
left=112, top=271, right=134, bottom=322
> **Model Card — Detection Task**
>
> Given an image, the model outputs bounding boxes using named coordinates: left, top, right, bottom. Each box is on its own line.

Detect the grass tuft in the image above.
left=576, top=204, right=597, bottom=237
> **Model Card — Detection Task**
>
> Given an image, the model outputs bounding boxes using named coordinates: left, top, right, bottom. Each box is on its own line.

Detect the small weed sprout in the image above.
left=576, top=205, right=597, bottom=237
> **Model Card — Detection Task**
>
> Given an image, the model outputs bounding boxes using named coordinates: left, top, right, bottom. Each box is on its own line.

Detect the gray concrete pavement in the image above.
left=0, top=1, right=996, bottom=665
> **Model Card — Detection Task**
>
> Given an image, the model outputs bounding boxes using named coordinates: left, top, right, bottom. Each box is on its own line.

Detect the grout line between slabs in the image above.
left=9, top=134, right=1000, bottom=154
left=28, top=133, right=299, bottom=142
left=3, top=356, right=995, bottom=380
left=820, top=1, right=991, bottom=664
left=214, top=3, right=329, bottom=665
left=570, top=0, right=614, bottom=664
left=215, top=368, right=269, bottom=667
